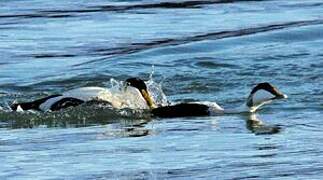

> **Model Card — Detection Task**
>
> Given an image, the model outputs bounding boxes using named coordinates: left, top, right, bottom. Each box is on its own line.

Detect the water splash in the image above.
left=147, top=65, right=169, bottom=107
left=146, top=79, right=169, bottom=107
left=103, top=76, right=168, bottom=109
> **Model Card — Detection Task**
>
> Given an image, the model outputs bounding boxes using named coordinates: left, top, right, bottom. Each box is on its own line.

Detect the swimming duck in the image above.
left=10, top=78, right=156, bottom=112
left=151, top=82, right=287, bottom=118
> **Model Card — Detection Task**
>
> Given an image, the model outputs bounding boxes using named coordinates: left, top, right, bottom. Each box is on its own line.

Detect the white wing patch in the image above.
left=39, top=96, right=65, bottom=111
left=39, top=87, right=109, bottom=111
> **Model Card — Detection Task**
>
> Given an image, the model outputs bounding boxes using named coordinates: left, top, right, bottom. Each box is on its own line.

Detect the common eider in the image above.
left=151, top=82, right=287, bottom=118
left=10, top=78, right=156, bottom=112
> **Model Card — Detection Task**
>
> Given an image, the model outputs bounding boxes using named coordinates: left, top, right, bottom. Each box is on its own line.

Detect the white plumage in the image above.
left=38, top=86, right=149, bottom=111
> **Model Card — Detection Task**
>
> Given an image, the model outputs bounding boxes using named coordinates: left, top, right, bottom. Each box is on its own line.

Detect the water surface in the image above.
left=1, top=0, right=323, bottom=179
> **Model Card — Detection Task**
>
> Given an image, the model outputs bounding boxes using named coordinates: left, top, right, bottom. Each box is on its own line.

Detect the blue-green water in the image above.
left=1, top=0, right=323, bottom=179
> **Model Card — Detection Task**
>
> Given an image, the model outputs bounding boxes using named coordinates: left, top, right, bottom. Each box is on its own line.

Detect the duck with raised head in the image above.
left=151, top=82, right=287, bottom=118
left=10, top=78, right=156, bottom=112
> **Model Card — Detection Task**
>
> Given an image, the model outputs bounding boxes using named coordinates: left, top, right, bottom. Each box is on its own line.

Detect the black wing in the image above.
left=11, top=95, right=61, bottom=111
left=50, top=97, right=84, bottom=111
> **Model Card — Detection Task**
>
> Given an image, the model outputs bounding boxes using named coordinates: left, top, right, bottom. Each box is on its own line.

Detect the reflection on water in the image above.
left=245, top=113, right=281, bottom=135
left=0, top=109, right=153, bottom=140
left=0, top=104, right=151, bottom=129
left=99, top=126, right=152, bottom=138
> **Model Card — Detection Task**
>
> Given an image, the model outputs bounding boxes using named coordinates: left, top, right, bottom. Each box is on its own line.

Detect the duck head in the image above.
left=246, top=82, right=287, bottom=112
left=125, top=78, right=156, bottom=109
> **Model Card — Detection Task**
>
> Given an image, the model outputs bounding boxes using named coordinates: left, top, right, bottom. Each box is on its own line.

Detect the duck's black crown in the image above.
left=125, top=78, right=147, bottom=91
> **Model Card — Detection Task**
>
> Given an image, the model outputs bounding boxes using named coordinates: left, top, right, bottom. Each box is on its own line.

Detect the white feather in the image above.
left=252, top=89, right=275, bottom=105
left=16, top=105, right=24, bottom=112
left=63, top=87, right=108, bottom=101
left=39, top=96, right=65, bottom=111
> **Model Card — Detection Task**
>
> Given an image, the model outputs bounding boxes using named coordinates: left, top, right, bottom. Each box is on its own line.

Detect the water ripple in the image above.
left=76, top=19, right=323, bottom=66
left=0, top=0, right=268, bottom=20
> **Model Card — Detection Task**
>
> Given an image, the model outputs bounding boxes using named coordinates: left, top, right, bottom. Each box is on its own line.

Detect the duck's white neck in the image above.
left=223, top=104, right=251, bottom=114
left=221, top=99, right=273, bottom=114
